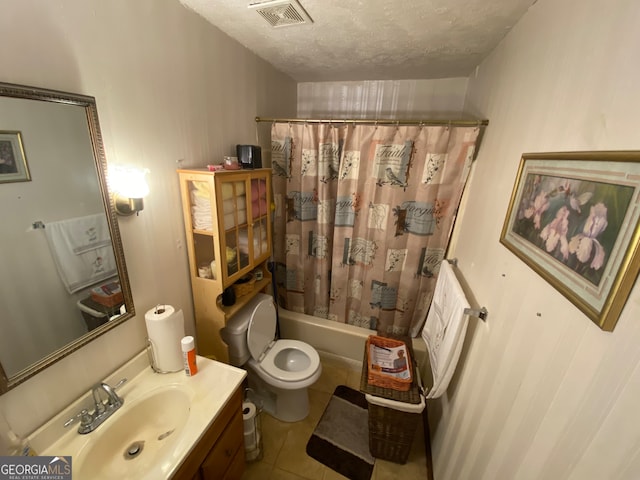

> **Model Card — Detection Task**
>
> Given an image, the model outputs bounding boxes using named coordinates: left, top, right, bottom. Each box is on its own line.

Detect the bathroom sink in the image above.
left=31, top=352, right=247, bottom=480
left=74, top=388, right=190, bottom=480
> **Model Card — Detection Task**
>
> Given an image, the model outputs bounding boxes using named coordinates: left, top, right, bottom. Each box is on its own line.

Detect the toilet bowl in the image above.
left=221, top=293, right=322, bottom=422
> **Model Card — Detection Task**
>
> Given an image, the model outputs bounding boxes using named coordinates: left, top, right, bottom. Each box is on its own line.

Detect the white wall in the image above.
left=435, top=0, right=640, bottom=479
left=0, top=0, right=296, bottom=436
left=297, top=78, right=469, bottom=118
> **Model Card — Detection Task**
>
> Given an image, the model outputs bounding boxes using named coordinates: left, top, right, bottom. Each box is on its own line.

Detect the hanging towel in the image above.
left=421, top=260, right=470, bottom=399
left=44, top=213, right=113, bottom=254
left=44, top=215, right=117, bottom=294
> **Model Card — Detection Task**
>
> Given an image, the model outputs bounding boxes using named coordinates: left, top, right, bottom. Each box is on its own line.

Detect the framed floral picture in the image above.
left=0, top=131, right=30, bottom=183
left=500, top=151, right=640, bottom=331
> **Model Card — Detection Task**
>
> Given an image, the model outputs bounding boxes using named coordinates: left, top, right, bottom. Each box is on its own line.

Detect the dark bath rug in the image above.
left=306, top=385, right=374, bottom=480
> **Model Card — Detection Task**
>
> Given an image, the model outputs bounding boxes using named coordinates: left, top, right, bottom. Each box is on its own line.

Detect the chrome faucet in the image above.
left=64, top=378, right=127, bottom=434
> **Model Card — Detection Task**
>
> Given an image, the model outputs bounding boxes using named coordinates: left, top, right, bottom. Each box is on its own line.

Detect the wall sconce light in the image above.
left=109, top=166, right=150, bottom=216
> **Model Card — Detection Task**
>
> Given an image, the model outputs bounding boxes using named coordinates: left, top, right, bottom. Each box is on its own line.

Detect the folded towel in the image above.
left=224, top=210, right=247, bottom=228
left=251, top=198, right=268, bottom=219
left=421, top=260, right=470, bottom=399
left=223, top=196, right=246, bottom=214
left=44, top=216, right=117, bottom=294
left=191, top=181, right=210, bottom=198
left=221, top=182, right=246, bottom=200
left=251, top=179, right=267, bottom=199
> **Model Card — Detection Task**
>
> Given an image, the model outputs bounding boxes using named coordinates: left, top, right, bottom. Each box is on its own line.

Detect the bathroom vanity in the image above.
left=30, top=353, right=247, bottom=480
left=172, top=386, right=244, bottom=480
left=177, top=168, right=273, bottom=363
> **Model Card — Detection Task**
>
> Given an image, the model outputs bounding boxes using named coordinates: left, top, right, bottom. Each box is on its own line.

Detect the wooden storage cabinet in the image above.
left=178, top=168, right=272, bottom=363
left=172, top=387, right=245, bottom=480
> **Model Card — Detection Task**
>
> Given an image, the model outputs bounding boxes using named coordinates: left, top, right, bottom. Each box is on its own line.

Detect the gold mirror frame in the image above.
left=0, top=82, right=135, bottom=393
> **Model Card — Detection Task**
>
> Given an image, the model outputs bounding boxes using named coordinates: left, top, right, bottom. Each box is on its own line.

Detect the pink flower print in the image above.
left=524, top=191, right=550, bottom=229
left=568, top=202, right=608, bottom=270
left=540, top=206, right=570, bottom=260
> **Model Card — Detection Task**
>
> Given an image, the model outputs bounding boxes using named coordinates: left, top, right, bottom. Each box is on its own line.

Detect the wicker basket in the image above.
left=366, top=335, right=413, bottom=391
left=368, top=401, right=421, bottom=464
left=233, top=274, right=256, bottom=297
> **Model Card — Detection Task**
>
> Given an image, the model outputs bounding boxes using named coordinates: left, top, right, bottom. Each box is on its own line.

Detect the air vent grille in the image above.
left=249, top=0, right=313, bottom=28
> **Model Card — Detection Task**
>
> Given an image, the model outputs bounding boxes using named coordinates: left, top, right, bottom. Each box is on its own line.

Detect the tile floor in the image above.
left=241, top=353, right=430, bottom=480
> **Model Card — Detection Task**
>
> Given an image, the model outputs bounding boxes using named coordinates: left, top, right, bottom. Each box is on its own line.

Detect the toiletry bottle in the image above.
left=181, top=336, right=198, bottom=376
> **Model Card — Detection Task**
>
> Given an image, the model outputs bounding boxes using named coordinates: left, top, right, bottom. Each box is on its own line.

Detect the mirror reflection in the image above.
left=0, top=83, right=135, bottom=392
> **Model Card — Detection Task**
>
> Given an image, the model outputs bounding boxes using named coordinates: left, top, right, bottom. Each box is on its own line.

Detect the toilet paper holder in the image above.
left=243, top=388, right=263, bottom=462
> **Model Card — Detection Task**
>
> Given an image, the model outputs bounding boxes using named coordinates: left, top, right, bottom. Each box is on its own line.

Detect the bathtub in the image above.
left=277, top=308, right=427, bottom=366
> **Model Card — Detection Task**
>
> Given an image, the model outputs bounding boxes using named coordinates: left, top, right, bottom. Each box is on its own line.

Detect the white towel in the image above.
left=221, top=182, right=246, bottom=199
left=44, top=215, right=118, bottom=294
left=46, top=213, right=112, bottom=254
left=222, top=196, right=246, bottom=214
left=223, top=210, right=247, bottom=228
left=421, top=260, right=470, bottom=399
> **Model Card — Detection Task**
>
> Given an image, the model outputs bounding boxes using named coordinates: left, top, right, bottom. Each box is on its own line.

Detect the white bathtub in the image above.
left=277, top=308, right=427, bottom=365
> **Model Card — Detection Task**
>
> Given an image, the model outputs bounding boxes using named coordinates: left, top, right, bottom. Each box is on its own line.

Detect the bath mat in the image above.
left=306, top=385, right=374, bottom=480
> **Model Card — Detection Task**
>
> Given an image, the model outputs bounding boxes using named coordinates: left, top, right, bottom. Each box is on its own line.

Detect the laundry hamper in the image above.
left=360, top=338, right=426, bottom=464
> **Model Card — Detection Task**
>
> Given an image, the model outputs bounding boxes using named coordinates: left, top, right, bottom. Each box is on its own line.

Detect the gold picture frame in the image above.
left=500, top=151, right=640, bottom=331
left=0, top=131, right=31, bottom=183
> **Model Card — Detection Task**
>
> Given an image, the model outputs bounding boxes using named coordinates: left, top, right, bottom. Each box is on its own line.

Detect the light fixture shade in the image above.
left=109, top=165, right=149, bottom=216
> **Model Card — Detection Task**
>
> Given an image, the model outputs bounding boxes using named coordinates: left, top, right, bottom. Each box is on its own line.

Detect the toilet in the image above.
left=221, top=293, right=322, bottom=422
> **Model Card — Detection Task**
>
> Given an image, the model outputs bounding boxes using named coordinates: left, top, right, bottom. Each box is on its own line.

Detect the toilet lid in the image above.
left=246, top=295, right=277, bottom=361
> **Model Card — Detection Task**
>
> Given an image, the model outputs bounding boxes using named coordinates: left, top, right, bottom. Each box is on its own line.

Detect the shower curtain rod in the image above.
left=255, top=116, right=489, bottom=127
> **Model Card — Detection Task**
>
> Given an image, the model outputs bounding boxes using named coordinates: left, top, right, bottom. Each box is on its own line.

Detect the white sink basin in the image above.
left=75, top=388, right=190, bottom=479
left=31, top=352, right=246, bottom=480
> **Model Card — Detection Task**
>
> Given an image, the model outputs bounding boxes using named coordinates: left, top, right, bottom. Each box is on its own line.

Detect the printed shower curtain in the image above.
left=271, top=122, right=480, bottom=336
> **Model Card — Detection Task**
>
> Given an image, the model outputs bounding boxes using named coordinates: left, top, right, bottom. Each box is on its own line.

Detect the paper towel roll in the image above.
left=145, top=305, right=185, bottom=373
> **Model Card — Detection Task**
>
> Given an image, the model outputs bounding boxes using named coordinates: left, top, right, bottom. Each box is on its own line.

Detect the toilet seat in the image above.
left=246, top=296, right=320, bottom=384
left=261, top=339, right=320, bottom=382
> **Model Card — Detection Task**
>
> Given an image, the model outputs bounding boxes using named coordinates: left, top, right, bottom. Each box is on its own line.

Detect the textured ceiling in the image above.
left=179, top=0, right=536, bottom=82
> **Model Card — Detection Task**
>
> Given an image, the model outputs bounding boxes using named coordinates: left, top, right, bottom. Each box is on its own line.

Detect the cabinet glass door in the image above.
left=218, top=177, right=250, bottom=282
left=249, top=175, right=271, bottom=263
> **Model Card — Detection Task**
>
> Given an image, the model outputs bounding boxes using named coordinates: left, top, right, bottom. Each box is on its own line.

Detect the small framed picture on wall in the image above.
left=0, top=131, right=31, bottom=183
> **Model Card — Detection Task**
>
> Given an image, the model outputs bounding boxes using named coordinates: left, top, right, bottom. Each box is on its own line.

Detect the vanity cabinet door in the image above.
left=221, top=448, right=246, bottom=480
left=171, top=387, right=245, bottom=480
left=200, top=411, right=244, bottom=479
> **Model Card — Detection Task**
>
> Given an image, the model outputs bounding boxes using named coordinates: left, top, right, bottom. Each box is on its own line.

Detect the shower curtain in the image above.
left=271, top=122, right=480, bottom=336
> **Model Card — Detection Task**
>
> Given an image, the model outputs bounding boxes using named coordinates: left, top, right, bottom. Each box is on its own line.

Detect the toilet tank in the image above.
left=221, top=293, right=275, bottom=366
left=220, top=313, right=251, bottom=366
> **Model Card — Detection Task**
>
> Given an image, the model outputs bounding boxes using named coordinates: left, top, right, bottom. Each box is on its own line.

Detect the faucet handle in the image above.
left=64, top=409, right=92, bottom=429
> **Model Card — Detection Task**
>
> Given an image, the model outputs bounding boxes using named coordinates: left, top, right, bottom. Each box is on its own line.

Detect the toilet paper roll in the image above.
left=145, top=305, right=185, bottom=373
left=243, top=400, right=258, bottom=451
left=242, top=401, right=257, bottom=433
left=244, top=430, right=257, bottom=451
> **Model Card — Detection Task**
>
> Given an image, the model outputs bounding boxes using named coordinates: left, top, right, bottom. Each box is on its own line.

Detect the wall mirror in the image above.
left=0, top=82, right=135, bottom=393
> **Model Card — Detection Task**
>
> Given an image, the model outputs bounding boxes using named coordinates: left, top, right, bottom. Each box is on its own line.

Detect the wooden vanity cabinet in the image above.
left=172, top=386, right=245, bottom=480
left=177, top=168, right=273, bottom=363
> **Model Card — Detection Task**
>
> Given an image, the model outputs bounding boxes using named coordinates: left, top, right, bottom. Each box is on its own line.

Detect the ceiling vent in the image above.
left=248, top=0, right=313, bottom=28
